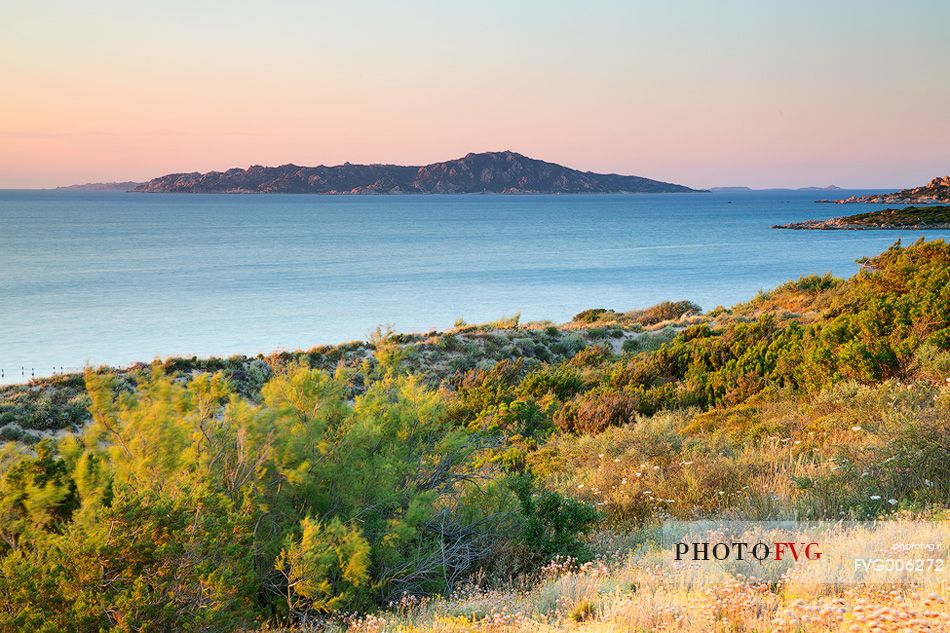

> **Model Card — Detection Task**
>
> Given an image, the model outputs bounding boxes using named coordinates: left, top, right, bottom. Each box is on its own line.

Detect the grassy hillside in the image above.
left=0, top=239, right=947, bottom=631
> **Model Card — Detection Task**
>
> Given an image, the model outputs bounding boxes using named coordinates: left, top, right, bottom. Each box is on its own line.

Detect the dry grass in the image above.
left=536, top=380, right=948, bottom=522
left=326, top=521, right=948, bottom=632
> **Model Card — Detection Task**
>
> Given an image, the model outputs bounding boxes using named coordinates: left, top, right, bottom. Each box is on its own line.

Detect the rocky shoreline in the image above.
left=775, top=219, right=950, bottom=230
left=817, top=175, right=950, bottom=204
left=774, top=205, right=950, bottom=230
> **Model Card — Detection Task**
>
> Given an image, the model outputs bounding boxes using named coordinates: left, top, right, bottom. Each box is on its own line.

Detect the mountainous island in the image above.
left=132, top=151, right=700, bottom=194
left=774, top=205, right=950, bottom=230
left=818, top=175, right=950, bottom=204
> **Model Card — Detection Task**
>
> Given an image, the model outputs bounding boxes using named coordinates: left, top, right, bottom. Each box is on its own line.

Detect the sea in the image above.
left=2, top=189, right=947, bottom=384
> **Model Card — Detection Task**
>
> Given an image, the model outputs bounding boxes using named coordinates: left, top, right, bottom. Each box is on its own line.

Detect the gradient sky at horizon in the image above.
left=1, top=0, right=948, bottom=189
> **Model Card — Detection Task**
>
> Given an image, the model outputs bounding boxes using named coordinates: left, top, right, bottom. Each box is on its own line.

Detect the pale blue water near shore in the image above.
left=2, top=189, right=948, bottom=384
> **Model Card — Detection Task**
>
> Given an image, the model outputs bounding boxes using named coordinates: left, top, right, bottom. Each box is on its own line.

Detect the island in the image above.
left=55, top=181, right=145, bottom=192
left=132, top=150, right=701, bottom=194
left=817, top=175, right=950, bottom=204
left=709, top=185, right=840, bottom=192
left=773, top=205, right=950, bottom=230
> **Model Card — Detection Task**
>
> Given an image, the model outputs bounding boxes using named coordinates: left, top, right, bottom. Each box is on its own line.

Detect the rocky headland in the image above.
left=817, top=176, right=950, bottom=204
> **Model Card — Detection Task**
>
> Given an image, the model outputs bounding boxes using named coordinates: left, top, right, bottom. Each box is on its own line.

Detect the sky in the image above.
left=1, top=0, right=948, bottom=189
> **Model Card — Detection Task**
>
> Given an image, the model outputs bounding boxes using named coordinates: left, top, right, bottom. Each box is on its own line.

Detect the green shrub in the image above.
left=510, top=474, right=598, bottom=563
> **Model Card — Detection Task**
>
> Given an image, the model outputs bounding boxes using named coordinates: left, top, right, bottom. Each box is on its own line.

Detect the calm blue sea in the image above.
left=1, top=190, right=947, bottom=384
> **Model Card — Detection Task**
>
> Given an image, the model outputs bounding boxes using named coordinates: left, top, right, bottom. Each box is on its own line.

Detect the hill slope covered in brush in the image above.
left=0, top=239, right=947, bottom=631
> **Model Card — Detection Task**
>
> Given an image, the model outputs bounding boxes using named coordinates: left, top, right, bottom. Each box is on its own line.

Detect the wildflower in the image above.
left=718, top=491, right=725, bottom=496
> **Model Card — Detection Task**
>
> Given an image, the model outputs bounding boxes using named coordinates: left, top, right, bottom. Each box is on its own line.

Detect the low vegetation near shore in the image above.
left=774, top=205, right=950, bottom=230
left=0, top=239, right=947, bottom=631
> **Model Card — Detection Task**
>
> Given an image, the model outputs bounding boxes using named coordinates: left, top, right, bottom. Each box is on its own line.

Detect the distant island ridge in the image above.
left=55, top=181, right=145, bottom=192
left=121, top=151, right=700, bottom=194
left=55, top=182, right=847, bottom=194
left=54, top=163, right=949, bottom=199
left=710, top=185, right=842, bottom=192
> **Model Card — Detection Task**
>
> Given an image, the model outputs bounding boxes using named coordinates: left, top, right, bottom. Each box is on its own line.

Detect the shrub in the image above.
left=622, top=337, right=642, bottom=353
left=552, top=334, right=586, bottom=357
left=572, top=308, right=620, bottom=324
left=509, top=475, right=598, bottom=564
left=517, top=366, right=583, bottom=401
left=555, top=388, right=640, bottom=434
left=623, top=300, right=701, bottom=326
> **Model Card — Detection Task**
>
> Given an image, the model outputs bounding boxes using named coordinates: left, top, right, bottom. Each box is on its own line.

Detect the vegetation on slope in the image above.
left=0, top=239, right=946, bottom=631
left=774, top=205, right=950, bottom=230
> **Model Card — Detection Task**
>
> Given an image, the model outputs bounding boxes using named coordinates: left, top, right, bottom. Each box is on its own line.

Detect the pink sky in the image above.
left=1, top=1, right=948, bottom=189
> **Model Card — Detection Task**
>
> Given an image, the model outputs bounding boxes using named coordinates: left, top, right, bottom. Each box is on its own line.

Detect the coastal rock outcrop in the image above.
left=818, top=176, right=950, bottom=204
